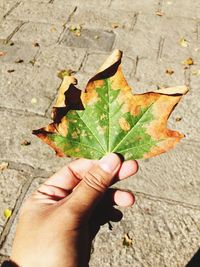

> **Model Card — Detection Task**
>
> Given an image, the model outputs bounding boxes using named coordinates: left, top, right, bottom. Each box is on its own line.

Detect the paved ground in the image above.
left=0, top=0, right=200, bottom=266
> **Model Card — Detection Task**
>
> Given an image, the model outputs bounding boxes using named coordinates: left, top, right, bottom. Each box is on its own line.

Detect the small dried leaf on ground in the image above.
left=175, top=117, right=182, bottom=122
left=15, top=59, right=24, bottom=63
left=179, top=37, right=189, bottom=47
left=7, top=69, right=15, bottom=73
left=0, top=162, right=9, bottom=171
left=4, top=208, right=12, bottom=219
left=166, top=68, right=174, bottom=75
left=111, top=23, right=119, bottom=29
left=156, top=11, right=164, bottom=16
left=33, top=42, right=40, bottom=47
left=21, top=140, right=31, bottom=146
left=0, top=51, right=6, bottom=57
left=123, top=233, right=133, bottom=247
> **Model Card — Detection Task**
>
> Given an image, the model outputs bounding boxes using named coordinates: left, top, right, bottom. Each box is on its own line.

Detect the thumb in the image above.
left=66, top=153, right=121, bottom=216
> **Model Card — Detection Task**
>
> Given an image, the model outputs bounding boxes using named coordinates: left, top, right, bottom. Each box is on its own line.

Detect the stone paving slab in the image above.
left=115, top=15, right=199, bottom=62
left=161, top=0, right=200, bottom=20
left=135, top=58, right=186, bottom=86
left=70, top=7, right=136, bottom=31
left=7, top=1, right=76, bottom=25
left=114, top=28, right=160, bottom=59
left=0, top=40, right=39, bottom=64
left=0, top=109, right=68, bottom=172
left=110, top=0, right=158, bottom=13
left=53, top=0, right=111, bottom=8
left=61, top=28, right=116, bottom=52
left=35, top=44, right=86, bottom=71
left=0, top=63, right=60, bottom=115
left=9, top=21, right=63, bottom=47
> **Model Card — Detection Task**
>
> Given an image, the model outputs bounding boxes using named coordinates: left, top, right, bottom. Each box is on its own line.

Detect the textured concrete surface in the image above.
left=0, top=0, right=200, bottom=266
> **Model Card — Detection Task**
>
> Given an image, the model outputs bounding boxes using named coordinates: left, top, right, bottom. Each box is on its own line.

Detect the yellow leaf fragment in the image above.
left=182, top=57, right=194, bottom=66
left=69, top=24, right=82, bottom=37
left=123, top=233, right=133, bottom=247
left=179, top=37, right=189, bottom=47
left=0, top=162, right=9, bottom=171
left=111, top=23, right=119, bottom=29
left=4, top=208, right=12, bottom=219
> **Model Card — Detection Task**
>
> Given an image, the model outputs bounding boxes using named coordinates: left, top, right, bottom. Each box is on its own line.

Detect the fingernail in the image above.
left=98, top=153, right=121, bottom=173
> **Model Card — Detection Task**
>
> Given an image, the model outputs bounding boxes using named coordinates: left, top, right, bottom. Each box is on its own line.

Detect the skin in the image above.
left=11, top=153, right=138, bottom=267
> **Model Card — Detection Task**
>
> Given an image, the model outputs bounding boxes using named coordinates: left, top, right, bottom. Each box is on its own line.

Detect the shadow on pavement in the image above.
left=186, top=248, right=200, bottom=267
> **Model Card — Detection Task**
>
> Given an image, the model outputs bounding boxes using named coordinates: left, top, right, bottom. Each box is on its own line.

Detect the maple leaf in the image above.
left=33, top=50, right=188, bottom=160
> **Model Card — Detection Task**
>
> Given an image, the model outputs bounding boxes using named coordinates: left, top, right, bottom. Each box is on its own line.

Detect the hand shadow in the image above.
left=87, top=188, right=124, bottom=260
left=186, top=248, right=200, bottom=267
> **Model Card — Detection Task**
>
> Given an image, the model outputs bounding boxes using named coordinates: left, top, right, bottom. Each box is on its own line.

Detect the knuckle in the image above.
left=84, top=166, right=111, bottom=192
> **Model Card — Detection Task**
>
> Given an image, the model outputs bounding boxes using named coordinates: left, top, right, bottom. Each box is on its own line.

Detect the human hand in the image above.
left=11, top=153, right=138, bottom=267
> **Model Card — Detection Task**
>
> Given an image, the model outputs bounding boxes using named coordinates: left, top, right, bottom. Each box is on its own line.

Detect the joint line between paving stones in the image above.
left=3, top=1, right=21, bottom=19
left=0, top=160, right=52, bottom=178
left=196, top=22, right=200, bottom=41
left=133, top=56, right=139, bottom=78
left=57, top=6, right=78, bottom=44
left=4, top=21, right=27, bottom=44
left=157, top=36, right=165, bottom=61
left=130, top=12, right=139, bottom=31
left=156, top=0, right=164, bottom=13
left=107, top=0, right=113, bottom=8
left=0, top=106, right=47, bottom=118
left=77, top=52, right=88, bottom=72
left=0, top=176, right=34, bottom=248
left=44, top=95, right=57, bottom=117
left=184, top=68, right=191, bottom=87
left=134, top=191, right=200, bottom=210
